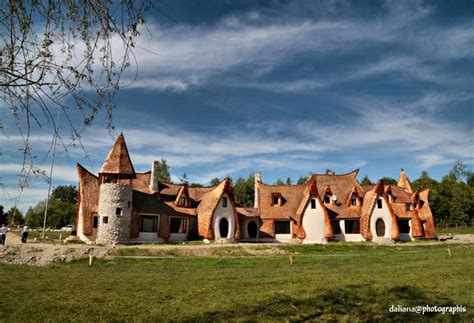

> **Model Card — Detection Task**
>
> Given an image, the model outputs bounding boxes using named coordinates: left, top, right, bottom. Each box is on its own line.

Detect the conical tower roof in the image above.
left=99, top=133, right=135, bottom=175
left=397, top=169, right=413, bottom=193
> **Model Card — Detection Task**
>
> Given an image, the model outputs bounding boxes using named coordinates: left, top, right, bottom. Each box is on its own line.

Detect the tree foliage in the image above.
left=380, top=177, right=397, bottom=185
left=50, top=185, right=77, bottom=204
left=153, top=158, right=171, bottom=182
left=24, top=185, right=77, bottom=227
left=232, top=174, right=255, bottom=208
left=412, top=161, right=473, bottom=224
left=296, top=176, right=308, bottom=185
left=359, top=175, right=373, bottom=185
left=210, top=178, right=221, bottom=186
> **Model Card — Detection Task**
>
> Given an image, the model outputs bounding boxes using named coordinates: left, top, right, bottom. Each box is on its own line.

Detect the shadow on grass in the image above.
left=192, top=285, right=466, bottom=322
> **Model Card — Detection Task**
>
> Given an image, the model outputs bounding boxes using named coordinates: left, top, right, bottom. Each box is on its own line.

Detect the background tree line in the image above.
left=0, top=185, right=77, bottom=228
left=1, top=161, right=471, bottom=228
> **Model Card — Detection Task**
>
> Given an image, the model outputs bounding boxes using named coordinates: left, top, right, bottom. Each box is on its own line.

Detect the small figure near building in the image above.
left=0, top=224, right=9, bottom=245
left=21, top=225, right=29, bottom=243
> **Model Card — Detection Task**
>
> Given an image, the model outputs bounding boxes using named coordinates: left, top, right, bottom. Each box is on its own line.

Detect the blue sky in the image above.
left=1, top=0, right=473, bottom=212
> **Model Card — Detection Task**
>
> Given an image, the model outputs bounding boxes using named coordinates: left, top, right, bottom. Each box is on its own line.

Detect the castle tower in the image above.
left=397, top=169, right=413, bottom=193
left=96, top=133, right=135, bottom=245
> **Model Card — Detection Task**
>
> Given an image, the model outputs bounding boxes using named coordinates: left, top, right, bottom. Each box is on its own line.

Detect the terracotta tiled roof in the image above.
left=397, top=170, right=413, bottom=193
left=99, top=133, right=135, bottom=175
left=256, top=182, right=306, bottom=220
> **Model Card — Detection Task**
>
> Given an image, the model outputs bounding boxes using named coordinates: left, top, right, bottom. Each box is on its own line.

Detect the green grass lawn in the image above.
left=0, top=243, right=472, bottom=322
left=436, top=225, right=474, bottom=235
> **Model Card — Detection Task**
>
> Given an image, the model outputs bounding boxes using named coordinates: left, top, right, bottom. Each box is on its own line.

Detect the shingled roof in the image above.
left=306, top=169, right=363, bottom=206
left=397, top=170, right=413, bottom=193
left=256, top=181, right=306, bottom=220
left=99, top=133, right=135, bottom=175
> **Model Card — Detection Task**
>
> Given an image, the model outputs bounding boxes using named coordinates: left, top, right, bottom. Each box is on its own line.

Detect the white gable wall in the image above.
left=370, top=195, right=393, bottom=240
left=302, top=197, right=326, bottom=244
left=212, top=193, right=236, bottom=239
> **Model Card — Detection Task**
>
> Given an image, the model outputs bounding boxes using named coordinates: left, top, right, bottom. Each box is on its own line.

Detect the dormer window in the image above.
left=310, top=198, right=317, bottom=209
left=377, top=198, right=383, bottom=209
left=405, top=203, right=411, bottom=211
left=386, top=192, right=391, bottom=202
left=222, top=197, right=228, bottom=208
left=414, top=201, right=418, bottom=209
left=324, top=194, right=331, bottom=204
left=272, top=193, right=282, bottom=206
left=351, top=198, right=357, bottom=206
left=179, top=197, right=186, bottom=207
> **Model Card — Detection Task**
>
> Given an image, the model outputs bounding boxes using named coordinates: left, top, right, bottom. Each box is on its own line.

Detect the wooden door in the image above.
left=376, top=219, right=385, bottom=237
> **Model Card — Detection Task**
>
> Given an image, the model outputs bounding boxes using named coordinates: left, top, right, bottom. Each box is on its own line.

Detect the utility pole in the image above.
left=42, top=108, right=61, bottom=239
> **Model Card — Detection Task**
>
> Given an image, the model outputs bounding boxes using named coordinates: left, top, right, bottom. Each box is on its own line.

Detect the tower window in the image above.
left=103, top=216, right=108, bottom=224
left=116, top=208, right=122, bottom=216
left=222, top=197, right=228, bottom=208
left=310, top=198, right=317, bottom=209
left=128, top=201, right=131, bottom=208
left=377, top=199, right=383, bottom=209
left=93, top=215, right=99, bottom=229
left=386, top=192, right=390, bottom=201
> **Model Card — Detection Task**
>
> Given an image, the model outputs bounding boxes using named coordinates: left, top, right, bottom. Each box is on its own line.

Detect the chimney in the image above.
left=254, top=172, right=261, bottom=209
left=150, top=160, right=160, bottom=191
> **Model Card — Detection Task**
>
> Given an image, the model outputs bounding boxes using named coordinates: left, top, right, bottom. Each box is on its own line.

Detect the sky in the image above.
left=1, top=0, right=473, bottom=212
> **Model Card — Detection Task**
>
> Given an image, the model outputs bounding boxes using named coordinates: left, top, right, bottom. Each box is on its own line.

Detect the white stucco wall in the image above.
left=370, top=196, right=393, bottom=240
left=212, top=194, right=236, bottom=240
left=302, top=198, right=326, bottom=244
left=239, top=218, right=259, bottom=240
left=275, top=232, right=292, bottom=242
left=333, top=220, right=365, bottom=242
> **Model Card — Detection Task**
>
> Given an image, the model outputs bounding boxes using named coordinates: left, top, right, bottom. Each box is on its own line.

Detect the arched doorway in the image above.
left=248, top=221, right=258, bottom=239
left=376, top=219, right=385, bottom=237
left=219, top=218, right=229, bottom=238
